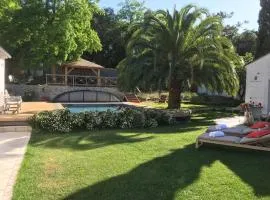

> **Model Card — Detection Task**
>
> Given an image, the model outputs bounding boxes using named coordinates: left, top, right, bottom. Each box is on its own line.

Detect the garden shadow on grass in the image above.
left=63, top=144, right=270, bottom=200
left=31, top=130, right=155, bottom=151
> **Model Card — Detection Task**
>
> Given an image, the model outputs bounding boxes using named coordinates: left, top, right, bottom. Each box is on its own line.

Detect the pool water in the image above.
left=64, top=104, right=126, bottom=113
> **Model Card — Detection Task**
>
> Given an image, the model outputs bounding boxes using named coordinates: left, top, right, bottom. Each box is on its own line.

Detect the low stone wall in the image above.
left=6, top=84, right=124, bottom=102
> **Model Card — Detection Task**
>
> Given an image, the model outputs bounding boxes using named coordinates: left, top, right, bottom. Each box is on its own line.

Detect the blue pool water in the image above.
left=64, top=104, right=127, bottom=113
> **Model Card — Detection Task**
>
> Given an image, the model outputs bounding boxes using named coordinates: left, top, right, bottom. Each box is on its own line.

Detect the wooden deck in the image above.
left=0, top=102, right=63, bottom=126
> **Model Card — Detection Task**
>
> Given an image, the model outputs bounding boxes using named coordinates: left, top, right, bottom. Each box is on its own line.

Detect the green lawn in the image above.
left=140, top=101, right=225, bottom=110
left=13, top=111, right=270, bottom=200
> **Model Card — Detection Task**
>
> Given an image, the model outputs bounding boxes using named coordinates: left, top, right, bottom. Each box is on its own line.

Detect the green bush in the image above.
left=30, top=107, right=184, bottom=133
left=70, top=112, right=85, bottom=129
left=142, top=108, right=175, bottom=126
left=190, top=95, right=242, bottom=106
left=30, top=109, right=72, bottom=133
left=84, top=112, right=99, bottom=130
left=98, top=110, right=119, bottom=129
left=182, top=92, right=198, bottom=101
left=117, top=108, right=137, bottom=129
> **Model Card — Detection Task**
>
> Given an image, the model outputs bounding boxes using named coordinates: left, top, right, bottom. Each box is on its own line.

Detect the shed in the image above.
left=245, top=53, right=270, bottom=114
left=0, top=47, right=11, bottom=95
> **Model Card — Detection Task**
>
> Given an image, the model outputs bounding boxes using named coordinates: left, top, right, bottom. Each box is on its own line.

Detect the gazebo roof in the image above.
left=0, top=47, right=11, bottom=59
left=63, top=58, right=104, bottom=70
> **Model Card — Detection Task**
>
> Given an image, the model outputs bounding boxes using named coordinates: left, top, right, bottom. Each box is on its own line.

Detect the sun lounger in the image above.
left=196, top=132, right=270, bottom=152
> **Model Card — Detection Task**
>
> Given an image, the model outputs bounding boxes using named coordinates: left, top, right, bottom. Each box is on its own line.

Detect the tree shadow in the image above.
left=63, top=144, right=270, bottom=200
left=31, top=130, right=154, bottom=151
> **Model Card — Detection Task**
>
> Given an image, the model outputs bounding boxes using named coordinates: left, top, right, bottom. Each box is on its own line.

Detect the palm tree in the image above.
left=118, top=5, right=241, bottom=109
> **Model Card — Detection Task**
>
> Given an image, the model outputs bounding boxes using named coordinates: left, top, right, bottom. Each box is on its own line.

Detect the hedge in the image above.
left=30, top=108, right=178, bottom=133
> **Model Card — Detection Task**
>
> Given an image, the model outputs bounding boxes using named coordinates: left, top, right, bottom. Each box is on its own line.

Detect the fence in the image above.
left=46, top=74, right=117, bottom=87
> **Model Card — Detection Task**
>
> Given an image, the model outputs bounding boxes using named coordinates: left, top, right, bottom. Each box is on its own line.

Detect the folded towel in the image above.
left=209, top=131, right=225, bottom=137
left=215, top=124, right=228, bottom=130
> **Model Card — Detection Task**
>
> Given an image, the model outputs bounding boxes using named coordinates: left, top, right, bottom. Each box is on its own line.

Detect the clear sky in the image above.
left=99, top=0, right=261, bottom=31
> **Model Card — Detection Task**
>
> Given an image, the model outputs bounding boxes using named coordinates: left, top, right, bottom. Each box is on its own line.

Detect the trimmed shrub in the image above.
left=97, top=110, right=119, bottom=129
left=70, top=112, right=85, bottom=129
left=30, top=109, right=72, bottom=133
left=182, top=92, right=198, bottom=101
left=191, top=95, right=242, bottom=107
left=145, top=118, right=158, bottom=128
left=30, top=107, right=189, bottom=133
left=84, top=112, right=99, bottom=130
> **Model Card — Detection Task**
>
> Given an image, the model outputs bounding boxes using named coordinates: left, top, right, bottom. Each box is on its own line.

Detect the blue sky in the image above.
left=99, top=0, right=260, bottom=31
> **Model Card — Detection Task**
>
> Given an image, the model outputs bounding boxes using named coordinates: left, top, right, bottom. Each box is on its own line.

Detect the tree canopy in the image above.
left=0, top=0, right=102, bottom=69
left=119, top=5, right=242, bottom=109
left=256, top=0, right=270, bottom=58
left=84, top=7, right=126, bottom=68
left=117, top=0, right=147, bottom=23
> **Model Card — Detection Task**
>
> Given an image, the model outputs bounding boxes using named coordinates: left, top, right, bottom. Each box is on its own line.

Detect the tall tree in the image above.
left=0, top=0, right=102, bottom=69
left=84, top=8, right=126, bottom=68
left=256, top=0, right=270, bottom=58
left=215, top=11, right=257, bottom=100
left=117, top=0, right=147, bottom=24
left=119, top=5, right=241, bottom=109
left=236, top=52, right=254, bottom=100
left=234, top=30, right=257, bottom=56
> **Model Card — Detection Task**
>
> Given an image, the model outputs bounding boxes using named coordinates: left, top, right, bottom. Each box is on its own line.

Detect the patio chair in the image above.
left=4, top=90, right=22, bottom=114
left=196, top=131, right=270, bottom=152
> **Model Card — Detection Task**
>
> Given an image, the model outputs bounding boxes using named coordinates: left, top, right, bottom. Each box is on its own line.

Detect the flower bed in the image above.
left=241, top=102, right=263, bottom=120
left=30, top=107, right=191, bottom=133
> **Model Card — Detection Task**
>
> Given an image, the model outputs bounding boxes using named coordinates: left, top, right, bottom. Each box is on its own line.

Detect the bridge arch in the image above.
left=53, top=89, right=122, bottom=102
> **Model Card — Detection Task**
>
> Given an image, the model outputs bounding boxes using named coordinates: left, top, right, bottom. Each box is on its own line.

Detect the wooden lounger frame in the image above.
left=196, top=138, right=270, bottom=152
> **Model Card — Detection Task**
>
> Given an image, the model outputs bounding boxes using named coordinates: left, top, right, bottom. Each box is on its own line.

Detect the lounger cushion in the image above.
left=223, top=126, right=253, bottom=135
left=250, top=121, right=270, bottom=129
left=240, top=134, right=270, bottom=144
left=207, top=124, right=249, bottom=134
left=246, top=129, right=270, bottom=138
left=198, top=133, right=241, bottom=143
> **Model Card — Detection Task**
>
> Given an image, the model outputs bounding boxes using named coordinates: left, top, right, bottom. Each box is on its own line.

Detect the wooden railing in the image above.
left=46, top=74, right=117, bottom=87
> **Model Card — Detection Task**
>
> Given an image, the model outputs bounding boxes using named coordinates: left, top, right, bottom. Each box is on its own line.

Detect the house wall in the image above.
left=245, top=55, right=270, bottom=114
left=0, top=59, right=4, bottom=95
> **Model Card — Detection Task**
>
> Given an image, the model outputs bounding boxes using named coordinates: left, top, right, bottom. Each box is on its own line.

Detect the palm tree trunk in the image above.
left=167, top=53, right=182, bottom=109
left=168, top=78, right=182, bottom=109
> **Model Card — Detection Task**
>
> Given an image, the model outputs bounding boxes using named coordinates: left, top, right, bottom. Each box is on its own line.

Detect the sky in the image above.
left=99, top=0, right=261, bottom=31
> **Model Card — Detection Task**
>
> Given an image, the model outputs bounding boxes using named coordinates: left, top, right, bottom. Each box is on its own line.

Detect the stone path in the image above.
left=0, top=131, right=31, bottom=200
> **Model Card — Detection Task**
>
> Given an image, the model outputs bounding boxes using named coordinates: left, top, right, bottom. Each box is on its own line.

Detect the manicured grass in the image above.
left=13, top=111, right=270, bottom=200
left=140, top=101, right=224, bottom=110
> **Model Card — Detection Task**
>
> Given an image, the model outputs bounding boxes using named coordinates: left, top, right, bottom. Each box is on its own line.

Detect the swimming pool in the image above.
left=64, top=103, right=129, bottom=113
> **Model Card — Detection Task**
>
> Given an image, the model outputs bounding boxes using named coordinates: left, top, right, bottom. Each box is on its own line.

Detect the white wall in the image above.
left=245, top=54, right=270, bottom=114
left=0, top=59, right=5, bottom=95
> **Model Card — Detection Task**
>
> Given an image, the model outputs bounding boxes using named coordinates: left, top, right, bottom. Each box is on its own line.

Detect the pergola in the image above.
left=62, top=58, right=104, bottom=86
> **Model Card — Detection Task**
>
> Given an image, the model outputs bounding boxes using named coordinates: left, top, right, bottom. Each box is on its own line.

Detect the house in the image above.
left=245, top=53, right=270, bottom=114
left=0, top=47, right=11, bottom=95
